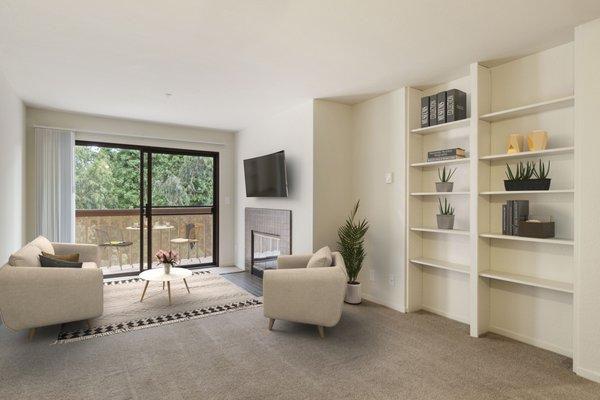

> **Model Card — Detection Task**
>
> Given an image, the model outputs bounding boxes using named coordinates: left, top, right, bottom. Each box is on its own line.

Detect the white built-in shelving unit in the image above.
left=405, top=42, right=576, bottom=357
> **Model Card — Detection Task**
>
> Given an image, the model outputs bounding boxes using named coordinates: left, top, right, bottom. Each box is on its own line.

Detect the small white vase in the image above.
left=345, top=282, right=362, bottom=305
left=163, top=263, right=172, bottom=274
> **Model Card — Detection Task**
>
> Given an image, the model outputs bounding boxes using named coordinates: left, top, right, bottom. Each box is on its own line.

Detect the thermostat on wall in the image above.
left=385, top=172, right=393, bottom=184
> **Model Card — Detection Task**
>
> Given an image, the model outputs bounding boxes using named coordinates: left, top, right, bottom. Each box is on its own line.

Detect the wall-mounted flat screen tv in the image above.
left=243, top=151, right=288, bottom=197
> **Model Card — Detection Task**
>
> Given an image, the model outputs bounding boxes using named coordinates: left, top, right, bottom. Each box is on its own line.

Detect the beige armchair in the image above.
left=0, top=236, right=103, bottom=339
left=263, top=251, right=347, bottom=338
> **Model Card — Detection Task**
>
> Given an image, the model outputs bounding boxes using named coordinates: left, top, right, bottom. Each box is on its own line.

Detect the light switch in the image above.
left=385, top=172, right=393, bottom=184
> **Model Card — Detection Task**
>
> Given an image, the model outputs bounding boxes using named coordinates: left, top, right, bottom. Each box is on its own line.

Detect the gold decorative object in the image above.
left=507, top=134, right=524, bottom=154
left=527, top=130, right=548, bottom=151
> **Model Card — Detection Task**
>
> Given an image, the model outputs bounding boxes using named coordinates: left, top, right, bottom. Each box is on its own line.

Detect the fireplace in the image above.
left=250, top=231, right=280, bottom=277
left=245, top=208, right=291, bottom=278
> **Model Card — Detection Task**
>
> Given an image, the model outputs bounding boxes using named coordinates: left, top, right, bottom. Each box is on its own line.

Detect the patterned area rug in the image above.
left=55, top=270, right=262, bottom=344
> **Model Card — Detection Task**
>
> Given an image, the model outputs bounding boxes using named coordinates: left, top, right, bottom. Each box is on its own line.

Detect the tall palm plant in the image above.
left=337, top=200, right=369, bottom=284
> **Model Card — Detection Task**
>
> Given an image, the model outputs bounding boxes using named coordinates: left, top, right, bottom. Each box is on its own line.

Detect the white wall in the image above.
left=313, top=100, right=353, bottom=250
left=351, top=89, right=406, bottom=311
left=235, top=100, right=314, bottom=267
left=574, top=17, right=600, bottom=383
left=0, top=73, right=25, bottom=261
left=25, top=107, right=237, bottom=266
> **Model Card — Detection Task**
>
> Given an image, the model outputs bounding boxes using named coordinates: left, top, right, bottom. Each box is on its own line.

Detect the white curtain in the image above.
left=35, top=127, right=75, bottom=242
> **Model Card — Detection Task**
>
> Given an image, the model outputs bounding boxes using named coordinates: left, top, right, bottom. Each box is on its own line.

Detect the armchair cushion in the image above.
left=307, top=246, right=332, bottom=269
left=9, top=244, right=42, bottom=267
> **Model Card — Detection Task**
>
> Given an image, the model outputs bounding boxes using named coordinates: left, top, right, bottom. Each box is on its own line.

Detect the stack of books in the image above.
left=427, top=148, right=465, bottom=162
left=502, top=200, right=529, bottom=236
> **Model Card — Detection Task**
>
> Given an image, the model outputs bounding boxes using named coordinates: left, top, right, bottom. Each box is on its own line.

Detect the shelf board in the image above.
left=411, top=191, right=470, bottom=196
left=479, top=147, right=574, bottom=161
left=479, top=95, right=574, bottom=122
left=411, top=227, right=470, bottom=236
left=410, top=158, right=469, bottom=168
left=479, top=270, right=573, bottom=294
left=479, top=189, right=574, bottom=195
left=410, top=257, right=470, bottom=274
left=410, top=119, right=469, bottom=135
left=479, top=233, right=574, bottom=246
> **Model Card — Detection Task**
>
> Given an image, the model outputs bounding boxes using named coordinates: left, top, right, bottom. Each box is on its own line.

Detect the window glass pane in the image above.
left=74, top=145, right=140, bottom=210
left=151, top=153, right=214, bottom=207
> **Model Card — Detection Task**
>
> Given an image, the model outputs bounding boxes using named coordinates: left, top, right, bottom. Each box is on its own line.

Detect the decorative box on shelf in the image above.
left=518, top=220, right=555, bottom=238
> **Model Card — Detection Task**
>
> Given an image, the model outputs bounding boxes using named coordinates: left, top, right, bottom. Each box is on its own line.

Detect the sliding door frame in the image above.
left=75, top=140, right=219, bottom=276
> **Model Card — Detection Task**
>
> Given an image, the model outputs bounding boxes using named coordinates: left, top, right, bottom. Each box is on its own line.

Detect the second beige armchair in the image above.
left=263, top=247, right=347, bottom=338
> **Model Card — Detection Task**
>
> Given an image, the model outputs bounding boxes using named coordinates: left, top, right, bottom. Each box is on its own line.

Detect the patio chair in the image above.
left=170, top=223, right=200, bottom=264
left=94, top=225, right=134, bottom=270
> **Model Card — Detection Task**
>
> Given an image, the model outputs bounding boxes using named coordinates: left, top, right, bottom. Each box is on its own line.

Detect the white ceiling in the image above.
left=1, top=1, right=599, bottom=131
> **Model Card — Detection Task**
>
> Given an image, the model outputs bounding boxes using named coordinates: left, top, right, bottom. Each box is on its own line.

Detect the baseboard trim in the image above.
left=574, top=366, right=600, bottom=383
left=361, top=293, right=406, bottom=313
left=489, top=325, right=573, bottom=358
left=420, top=304, right=470, bottom=325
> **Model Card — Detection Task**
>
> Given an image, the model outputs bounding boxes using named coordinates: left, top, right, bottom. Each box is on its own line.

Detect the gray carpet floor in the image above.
left=0, top=301, right=598, bottom=400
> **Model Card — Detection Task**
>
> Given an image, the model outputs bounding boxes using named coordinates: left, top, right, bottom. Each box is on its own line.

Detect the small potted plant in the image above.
left=436, top=166, right=456, bottom=192
left=155, top=249, right=179, bottom=274
left=530, top=159, right=551, bottom=190
left=437, top=198, right=455, bottom=229
left=338, top=200, right=369, bottom=305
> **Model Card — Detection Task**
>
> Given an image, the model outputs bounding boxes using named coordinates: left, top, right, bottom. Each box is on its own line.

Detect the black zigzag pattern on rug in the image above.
left=55, top=298, right=262, bottom=343
left=103, top=270, right=211, bottom=286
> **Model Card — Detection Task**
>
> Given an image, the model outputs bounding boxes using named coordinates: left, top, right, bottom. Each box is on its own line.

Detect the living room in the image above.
left=2, top=2, right=600, bottom=399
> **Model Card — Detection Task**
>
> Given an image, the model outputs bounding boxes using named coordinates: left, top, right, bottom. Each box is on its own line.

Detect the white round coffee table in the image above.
left=139, top=267, right=192, bottom=305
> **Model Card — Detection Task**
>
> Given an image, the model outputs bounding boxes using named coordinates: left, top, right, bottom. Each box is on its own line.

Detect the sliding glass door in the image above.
left=75, top=141, right=218, bottom=277
left=146, top=149, right=218, bottom=270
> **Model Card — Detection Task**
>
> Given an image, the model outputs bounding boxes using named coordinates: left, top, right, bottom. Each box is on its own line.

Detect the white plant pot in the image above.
left=345, top=282, right=362, bottom=305
left=163, top=263, right=172, bottom=274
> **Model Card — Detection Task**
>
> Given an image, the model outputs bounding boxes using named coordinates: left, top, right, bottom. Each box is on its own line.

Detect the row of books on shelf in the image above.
left=421, top=89, right=467, bottom=127
left=501, top=200, right=555, bottom=238
left=427, top=147, right=465, bottom=162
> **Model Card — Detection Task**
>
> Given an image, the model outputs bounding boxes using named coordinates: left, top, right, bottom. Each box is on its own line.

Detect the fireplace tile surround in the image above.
left=244, top=208, right=292, bottom=274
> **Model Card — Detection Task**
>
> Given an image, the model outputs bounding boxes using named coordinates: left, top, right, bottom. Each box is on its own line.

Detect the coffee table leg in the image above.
left=167, top=281, right=171, bottom=305
left=140, top=281, right=149, bottom=302
left=163, top=281, right=165, bottom=290
left=183, top=278, right=190, bottom=293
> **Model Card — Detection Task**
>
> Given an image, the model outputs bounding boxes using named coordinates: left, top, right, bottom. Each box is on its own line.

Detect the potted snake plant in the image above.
left=338, top=200, right=369, bottom=305
left=436, top=166, right=456, bottom=192
left=437, top=198, right=455, bottom=229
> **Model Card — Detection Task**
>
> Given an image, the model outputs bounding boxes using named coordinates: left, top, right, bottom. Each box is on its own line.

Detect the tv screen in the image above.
left=243, top=151, right=288, bottom=197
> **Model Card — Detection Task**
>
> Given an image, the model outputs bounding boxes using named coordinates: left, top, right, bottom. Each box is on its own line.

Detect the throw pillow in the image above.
left=30, top=236, right=55, bottom=254
left=41, top=252, right=80, bottom=263
left=307, top=246, right=333, bottom=268
left=39, top=255, right=83, bottom=268
left=9, top=244, right=42, bottom=267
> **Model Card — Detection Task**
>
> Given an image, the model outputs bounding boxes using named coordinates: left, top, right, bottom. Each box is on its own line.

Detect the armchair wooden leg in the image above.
left=268, top=318, right=275, bottom=331
left=28, top=328, right=36, bottom=341
left=85, top=320, right=92, bottom=330
left=317, top=326, right=325, bottom=339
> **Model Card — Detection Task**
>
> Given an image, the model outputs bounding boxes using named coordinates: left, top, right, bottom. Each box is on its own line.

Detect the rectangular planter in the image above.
left=504, top=179, right=551, bottom=191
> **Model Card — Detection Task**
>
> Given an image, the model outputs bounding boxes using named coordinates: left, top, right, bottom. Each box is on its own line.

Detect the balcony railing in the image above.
left=76, top=209, right=213, bottom=275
